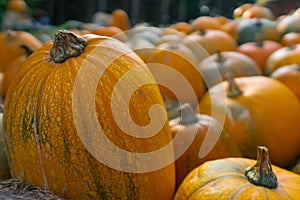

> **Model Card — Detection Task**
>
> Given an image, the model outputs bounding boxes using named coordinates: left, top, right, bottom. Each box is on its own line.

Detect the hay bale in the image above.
left=0, top=179, right=65, bottom=200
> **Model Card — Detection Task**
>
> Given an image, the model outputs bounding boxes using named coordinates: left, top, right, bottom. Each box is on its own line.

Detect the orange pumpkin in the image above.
left=108, top=9, right=131, bottom=31
left=170, top=103, right=241, bottom=188
left=198, top=51, right=262, bottom=88
left=90, top=26, right=127, bottom=42
left=281, top=31, right=300, bottom=46
left=187, top=16, right=222, bottom=34
left=233, top=3, right=254, bottom=19
left=3, top=30, right=175, bottom=199
left=6, top=0, right=27, bottom=12
left=0, top=30, right=42, bottom=72
left=183, top=29, right=238, bottom=57
left=146, top=41, right=206, bottom=107
left=270, top=64, right=300, bottom=101
left=199, top=75, right=300, bottom=168
left=175, top=146, right=300, bottom=199
left=237, top=37, right=282, bottom=74
left=241, top=5, right=274, bottom=20
left=277, top=15, right=300, bottom=36
left=265, top=43, right=300, bottom=75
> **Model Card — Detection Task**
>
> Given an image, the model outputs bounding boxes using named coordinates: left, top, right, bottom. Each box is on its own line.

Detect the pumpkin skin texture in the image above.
left=0, top=112, right=11, bottom=179
left=3, top=31, right=175, bottom=199
left=170, top=104, right=241, bottom=189
left=175, top=146, right=300, bottom=200
left=199, top=76, right=300, bottom=168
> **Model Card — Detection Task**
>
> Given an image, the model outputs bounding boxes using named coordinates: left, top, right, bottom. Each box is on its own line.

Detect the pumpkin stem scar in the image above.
left=225, top=73, right=243, bottom=98
left=245, top=146, right=278, bottom=189
left=50, top=30, right=87, bottom=63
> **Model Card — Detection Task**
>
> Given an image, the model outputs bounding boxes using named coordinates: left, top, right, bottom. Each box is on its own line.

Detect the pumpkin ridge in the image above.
left=230, top=183, right=251, bottom=200
left=188, top=173, right=246, bottom=198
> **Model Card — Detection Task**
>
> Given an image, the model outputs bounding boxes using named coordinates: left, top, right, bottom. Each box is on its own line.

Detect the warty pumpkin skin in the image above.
left=199, top=75, right=300, bottom=168
left=175, top=146, right=300, bottom=200
left=3, top=30, right=175, bottom=199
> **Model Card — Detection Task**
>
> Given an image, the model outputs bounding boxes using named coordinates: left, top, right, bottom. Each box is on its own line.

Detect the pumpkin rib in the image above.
left=230, top=183, right=252, bottom=200
left=188, top=173, right=246, bottom=199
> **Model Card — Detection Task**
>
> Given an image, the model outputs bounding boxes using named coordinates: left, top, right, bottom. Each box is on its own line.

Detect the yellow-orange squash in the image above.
left=3, top=30, right=175, bottom=199
left=170, top=103, right=241, bottom=188
left=175, top=146, right=300, bottom=199
left=199, top=75, right=300, bottom=168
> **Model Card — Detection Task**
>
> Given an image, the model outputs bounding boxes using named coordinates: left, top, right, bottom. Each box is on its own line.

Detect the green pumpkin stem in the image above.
left=225, top=73, right=242, bottom=98
left=50, top=30, right=87, bottom=63
left=179, top=103, right=199, bottom=125
left=245, top=146, right=278, bottom=189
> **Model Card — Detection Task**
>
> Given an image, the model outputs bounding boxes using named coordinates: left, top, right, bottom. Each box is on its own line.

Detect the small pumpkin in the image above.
left=175, top=146, right=300, bottom=200
left=187, top=16, right=222, bottom=34
left=3, top=30, right=176, bottom=199
left=183, top=29, right=238, bottom=57
left=277, top=14, right=300, bottom=36
left=198, top=51, right=262, bottom=88
left=237, top=36, right=282, bottom=74
left=146, top=41, right=206, bottom=107
left=233, top=3, right=254, bottom=19
left=6, top=0, right=27, bottom=13
left=170, top=103, right=241, bottom=188
left=108, top=9, right=131, bottom=31
left=265, top=43, right=300, bottom=75
left=270, top=63, right=300, bottom=101
left=237, top=18, right=280, bottom=45
left=199, top=75, right=300, bottom=168
left=241, top=5, right=274, bottom=20
left=281, top=31, right=300, bottom=46
left=0, top=30, right=42, bottom=72
left=90, top=26, right=127, bottom=42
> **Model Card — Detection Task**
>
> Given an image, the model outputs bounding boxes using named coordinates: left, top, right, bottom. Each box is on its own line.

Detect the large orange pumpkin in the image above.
left=3, top=30, right=175, bottom=199
left=170, top=103, right=241, bottom=188
left=199, top=75, right=300, bottom=168
left=175, top=146, right=300, bottom=199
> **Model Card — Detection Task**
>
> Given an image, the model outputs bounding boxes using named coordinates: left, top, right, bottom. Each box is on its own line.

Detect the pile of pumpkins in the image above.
left=1, top=2, right=300, bottom=200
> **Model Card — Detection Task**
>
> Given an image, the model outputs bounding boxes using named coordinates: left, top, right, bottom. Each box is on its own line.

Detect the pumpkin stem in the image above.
left=224, top=73, right=242, bottom=98
left=245, top=146, right=278, bottom=189
left=179, top=103, right=199, bottom=125
left=50, top=30, right=87, bottom=63
left=254, top=34, right=264, bottom=48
